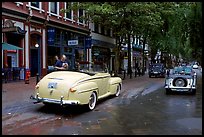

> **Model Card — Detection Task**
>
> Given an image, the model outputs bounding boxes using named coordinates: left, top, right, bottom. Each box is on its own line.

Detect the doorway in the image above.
left=30, top=34, right=41, bottom=77
left=30, top=49, right=38, bottom=77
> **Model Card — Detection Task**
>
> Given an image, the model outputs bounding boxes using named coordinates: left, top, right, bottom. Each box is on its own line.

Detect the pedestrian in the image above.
left=166, top=68, right=170, bottom=77
left=137, top=66, right=141, bottom=76
left=54, top=54, right=68, bottom=70
left=54, top=55, right=59, bottom=65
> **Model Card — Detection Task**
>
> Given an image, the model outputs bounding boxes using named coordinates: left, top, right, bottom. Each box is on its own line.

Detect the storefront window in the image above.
left=47, top=46, right=60, bottom=66
left=78, top=36, right=84, bottom=48
left=92, top=46, right=110, bottom=63
left=64, top=47, right=72, bottom=53
left=54, top=29, right=61, bottom=45
left=75, top=49, right=85, bottom=61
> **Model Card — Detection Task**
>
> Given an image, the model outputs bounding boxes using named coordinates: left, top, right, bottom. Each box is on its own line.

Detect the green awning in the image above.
left=2, top=42, right=23, bottom=50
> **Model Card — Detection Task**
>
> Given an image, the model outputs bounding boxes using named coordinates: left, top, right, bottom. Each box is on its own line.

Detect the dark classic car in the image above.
left=149, top=63, right=166, bottom=78
left=164, top=66, right=197, bottom=95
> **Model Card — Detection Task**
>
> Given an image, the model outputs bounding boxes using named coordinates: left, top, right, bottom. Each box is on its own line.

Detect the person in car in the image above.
left=54, top=54, right=68, bottom=70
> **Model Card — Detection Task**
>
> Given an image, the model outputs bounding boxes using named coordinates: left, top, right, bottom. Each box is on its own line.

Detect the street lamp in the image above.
left=35, top=43, right=39, bottom=48
left=35, top=43, right=40, bottom=83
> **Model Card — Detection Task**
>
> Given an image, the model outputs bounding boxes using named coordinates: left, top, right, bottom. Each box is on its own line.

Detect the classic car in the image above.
left=30, top=61, right=122, bottom=110
left=149, top=63, right=166, bottom=78
left=164, top=66, right=197, bottom=95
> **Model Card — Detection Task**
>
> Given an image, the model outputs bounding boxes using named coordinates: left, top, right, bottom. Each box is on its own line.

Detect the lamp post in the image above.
left=35, top=43, right=40, bottom=84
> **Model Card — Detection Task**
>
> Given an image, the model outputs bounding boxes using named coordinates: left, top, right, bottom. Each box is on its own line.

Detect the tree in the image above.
left=61, top=2, right=202, bottom=71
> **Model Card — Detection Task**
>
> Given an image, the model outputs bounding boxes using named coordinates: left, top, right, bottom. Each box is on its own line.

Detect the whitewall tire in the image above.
left=88, top=92, right=97, bottom=110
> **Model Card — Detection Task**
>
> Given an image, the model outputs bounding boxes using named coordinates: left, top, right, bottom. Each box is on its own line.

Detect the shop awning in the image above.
left=2, top=42, right=23, bottom=50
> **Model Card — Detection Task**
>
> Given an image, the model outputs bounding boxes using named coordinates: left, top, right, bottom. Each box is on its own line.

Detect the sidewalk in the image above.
left=2, top=77, right=37, bottom=108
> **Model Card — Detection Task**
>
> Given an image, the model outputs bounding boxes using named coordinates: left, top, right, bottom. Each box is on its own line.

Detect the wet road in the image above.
left=2, top=69, right=202, bottom=135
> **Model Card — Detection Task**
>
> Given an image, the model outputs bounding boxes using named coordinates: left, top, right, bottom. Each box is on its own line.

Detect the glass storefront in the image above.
left=47, top=27, right=87, bottom=70
left=92, top=46, right=110, bottom=68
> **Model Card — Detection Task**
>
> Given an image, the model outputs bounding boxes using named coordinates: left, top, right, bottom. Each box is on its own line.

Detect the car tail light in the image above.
left=70, top=88, right=77, bottom=92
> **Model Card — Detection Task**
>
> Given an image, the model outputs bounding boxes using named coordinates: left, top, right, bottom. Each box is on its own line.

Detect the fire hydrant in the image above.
left=25, top=69, right=30, bottom=84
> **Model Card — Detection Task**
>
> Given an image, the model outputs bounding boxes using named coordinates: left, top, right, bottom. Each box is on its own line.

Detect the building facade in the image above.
left=2, top=2, right=146, bottom=78
left=2, top=2, right=90, bottom=77
left=89, top=22, right=116, bottom=72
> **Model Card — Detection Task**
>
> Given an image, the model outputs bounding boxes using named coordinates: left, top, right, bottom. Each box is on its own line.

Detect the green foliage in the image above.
left=61, top=2, right=202, bottom=65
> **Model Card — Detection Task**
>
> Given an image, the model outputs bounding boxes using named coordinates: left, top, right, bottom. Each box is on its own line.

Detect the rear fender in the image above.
left=69, top=82, right=98, bottom=104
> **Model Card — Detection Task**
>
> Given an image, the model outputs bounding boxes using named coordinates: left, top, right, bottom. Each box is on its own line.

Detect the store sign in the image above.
left=47, top=28, right=55, bottom=45
left=68, top=40, right=78, bottom=46
left=85, top=36, right=92, bottom=49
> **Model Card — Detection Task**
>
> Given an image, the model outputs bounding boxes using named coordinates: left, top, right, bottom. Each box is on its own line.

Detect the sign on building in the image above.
left=68, top=40, right=78, bottom=46
left=85, top=36, right=92, bottom=49
left=47, top=28, right=55, bottom=45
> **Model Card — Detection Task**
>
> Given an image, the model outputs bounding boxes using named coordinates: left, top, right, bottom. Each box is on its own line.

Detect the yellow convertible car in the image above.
left=30, top=61, right=122, bottom=110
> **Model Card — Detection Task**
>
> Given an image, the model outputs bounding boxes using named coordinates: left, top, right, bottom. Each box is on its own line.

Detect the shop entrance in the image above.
left=30, top=49, right=38, bottom=77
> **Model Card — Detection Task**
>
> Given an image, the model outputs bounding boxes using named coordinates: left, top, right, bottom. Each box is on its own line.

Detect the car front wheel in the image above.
left=87, top=92, right=97, bottom=111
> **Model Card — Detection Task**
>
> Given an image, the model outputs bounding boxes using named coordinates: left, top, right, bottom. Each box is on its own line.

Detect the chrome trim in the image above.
left=31, top=95, right=80, bottom=105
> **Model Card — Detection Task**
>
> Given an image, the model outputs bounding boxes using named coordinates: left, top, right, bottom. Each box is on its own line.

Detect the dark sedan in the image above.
left=149, top=63, right=166, bottom=78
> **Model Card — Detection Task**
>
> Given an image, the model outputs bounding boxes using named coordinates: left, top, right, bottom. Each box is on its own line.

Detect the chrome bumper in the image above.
left=165, top=86, right=196, bottom=92
left=30, top=95, right=80, bottom=105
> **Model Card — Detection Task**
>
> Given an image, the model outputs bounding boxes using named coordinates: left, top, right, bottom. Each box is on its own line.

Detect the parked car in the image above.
left=30, top=61, right=122, bottom=111
left=164, top=66, right=197, bottom=95
left=149, top=63, right=166, bottom=78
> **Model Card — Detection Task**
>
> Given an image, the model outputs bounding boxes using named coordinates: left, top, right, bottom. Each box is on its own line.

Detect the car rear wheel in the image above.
left=115, top=84, right=121, bottom=97
left=87, top=92, right=97, bottom=111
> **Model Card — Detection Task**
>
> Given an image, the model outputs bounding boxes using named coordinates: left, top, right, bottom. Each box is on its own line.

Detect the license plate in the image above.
left=154, top=72, right=158, bottom=74
left=48, top=82, right=57, bottom=89
left=176, top=89, right=185, bottom=91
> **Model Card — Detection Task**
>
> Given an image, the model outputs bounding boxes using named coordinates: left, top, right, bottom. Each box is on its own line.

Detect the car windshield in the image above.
left=78, top=61, right=107, bottom=74
left=173, top=66, right=192, bottom=75
left=150, top=64, right=164, bottom=70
